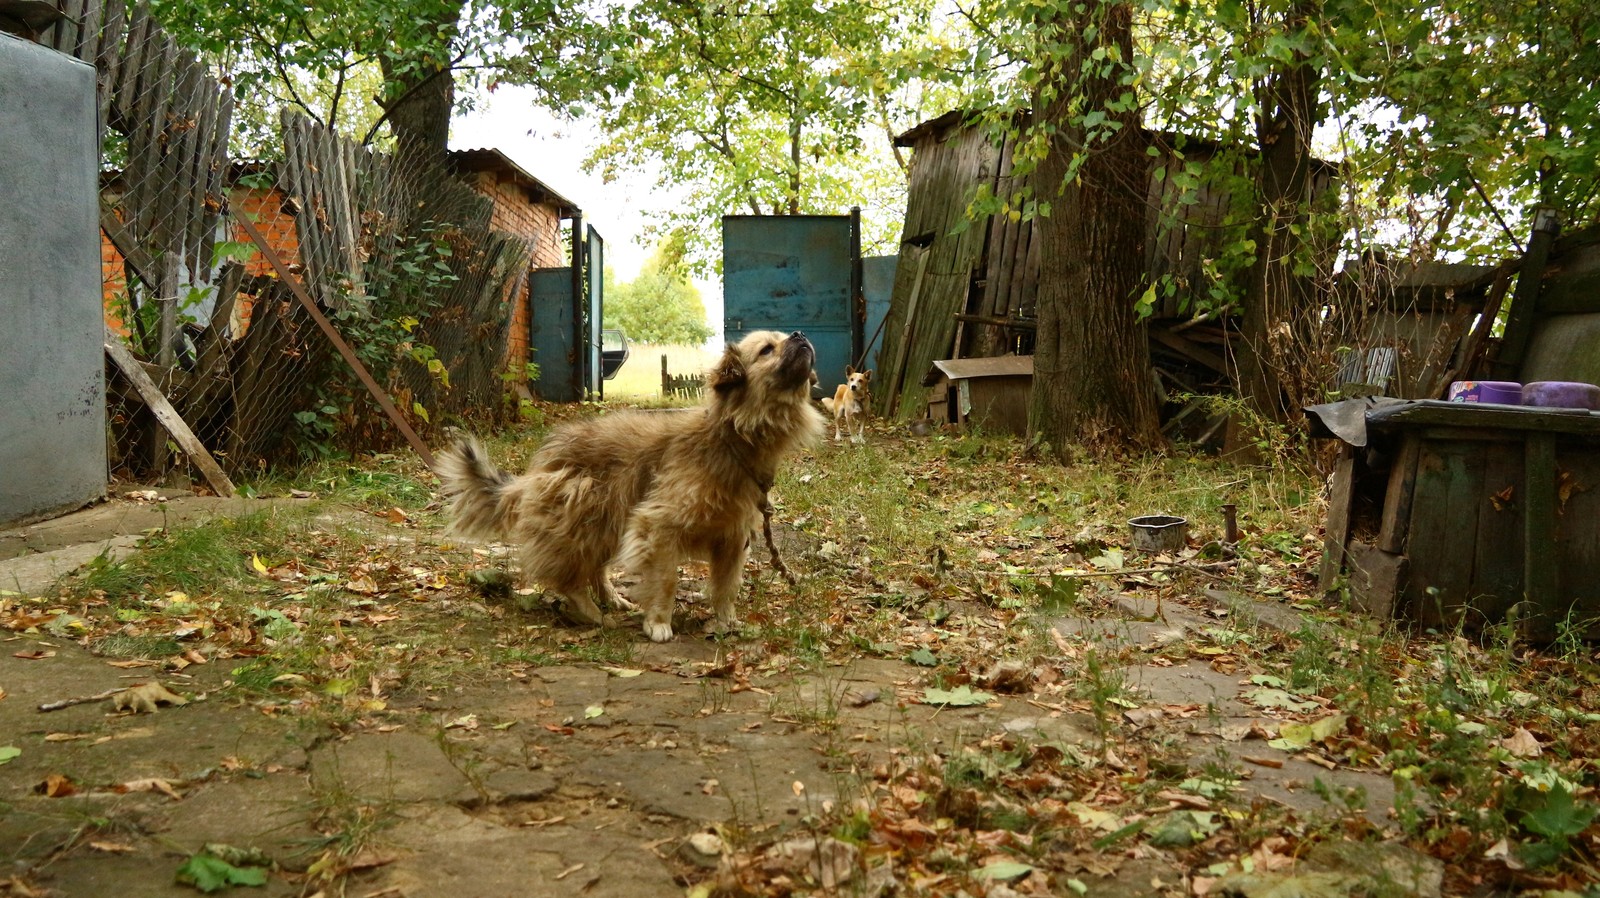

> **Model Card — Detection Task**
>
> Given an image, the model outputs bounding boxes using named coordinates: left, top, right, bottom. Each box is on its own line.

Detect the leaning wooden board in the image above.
left=104, top=327, right=235, bottom=497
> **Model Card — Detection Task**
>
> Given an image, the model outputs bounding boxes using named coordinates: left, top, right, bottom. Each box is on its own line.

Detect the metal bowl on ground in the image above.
left=1129, top=515, right=1188, bottom=554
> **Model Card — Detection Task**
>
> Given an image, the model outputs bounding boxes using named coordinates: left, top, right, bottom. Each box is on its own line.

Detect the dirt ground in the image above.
left=1, top=492, right=1437, bottom=898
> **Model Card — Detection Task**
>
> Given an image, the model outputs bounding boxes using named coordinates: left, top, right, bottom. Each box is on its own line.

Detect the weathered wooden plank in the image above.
left=1491, top=207, right=1561, bottom=379
left=185, top=80, right=222, bottom=278
left=162, top=52, right=203, bottom=273
left=1406, top=439, right=1486, bottom=629
left=1346, top=540, right=1407, bottom=620
left=93, top=0, right=126, bottom=141
left=75, top=0, right=103, bottom=62
left=1470, top=439, right=1524, bottom=625
left=1377, top=435, right=1422, bottom=554
left=52, top=0, right=86, bottom=53
left=1555, top=440, right=1600, bottom=639
left=105, top=327, right=234, bottom=497
left=1319, top=444, right=1358, bottom=593
left=108, top=0, right=146, bottom=126
left=1018, top=216, right=1040, bottom=322
left=1521, top=433, right=1559, bottom=640
left=1371, top=402, right=1600, bottom=437
left=128, top=30, right=177, bottom=250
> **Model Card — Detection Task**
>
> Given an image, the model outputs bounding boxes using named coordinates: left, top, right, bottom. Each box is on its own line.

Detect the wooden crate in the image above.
left=1319, top=400, right=1600, bottom=640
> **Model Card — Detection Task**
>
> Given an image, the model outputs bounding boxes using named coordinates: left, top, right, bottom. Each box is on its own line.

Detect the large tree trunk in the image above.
left=1028, top=1, right=1163, bottom=457
left=376, top=2, right=465, bottom=160
left=1237, top=1, right=1323, bottom=423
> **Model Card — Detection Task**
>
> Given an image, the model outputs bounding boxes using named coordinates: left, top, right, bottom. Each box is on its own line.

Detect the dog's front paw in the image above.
left=704, top=615, right=741, bottom=637
left=644, top=620, right=674, bottom=642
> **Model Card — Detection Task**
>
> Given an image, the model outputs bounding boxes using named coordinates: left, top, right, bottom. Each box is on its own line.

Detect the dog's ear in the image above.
left=862, top=370, right=872, bottom=382
left=709, top=345, right=746, bottom=392
left=846, top=365, right=855, bottom=377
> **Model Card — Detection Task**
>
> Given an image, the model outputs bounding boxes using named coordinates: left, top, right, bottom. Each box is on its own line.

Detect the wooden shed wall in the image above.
left=876, top=124, right=1004, bottom=417
left=876, top=116, right=1338, bottom=418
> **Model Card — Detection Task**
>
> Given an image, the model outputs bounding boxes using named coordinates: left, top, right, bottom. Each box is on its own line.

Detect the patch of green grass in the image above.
left=92, top=634, right=184, bottom=659
left=67, top=512, right=281, bottom=604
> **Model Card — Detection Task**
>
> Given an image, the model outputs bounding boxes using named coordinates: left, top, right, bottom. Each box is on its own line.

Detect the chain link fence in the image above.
left=49, top=0, right=532, bottom=486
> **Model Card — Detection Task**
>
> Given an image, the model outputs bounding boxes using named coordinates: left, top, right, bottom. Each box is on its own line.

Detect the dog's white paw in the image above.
left=644, top=621, right=674, bottom=642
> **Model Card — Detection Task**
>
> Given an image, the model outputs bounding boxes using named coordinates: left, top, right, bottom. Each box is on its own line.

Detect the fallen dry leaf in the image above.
left=1502, top=727, right=1542, bottom=758
left=112, top=682, right=189, bottom=714
left=88, top=841, right=136, bottom=853
left=37, top=774, right=76, bottom=797
left=117, top=777, right=183, bottom=799
left=13, top=649, right=55, bottom=660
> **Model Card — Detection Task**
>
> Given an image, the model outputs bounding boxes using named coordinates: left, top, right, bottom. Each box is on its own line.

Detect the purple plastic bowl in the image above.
left=1448, top=381, right=1522, bottom=404
left=1523, top=381, right=1600, bottom=410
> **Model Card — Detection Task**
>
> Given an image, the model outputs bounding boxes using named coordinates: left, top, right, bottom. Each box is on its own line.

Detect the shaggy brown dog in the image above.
left=437, top=330, right=824, bottom=642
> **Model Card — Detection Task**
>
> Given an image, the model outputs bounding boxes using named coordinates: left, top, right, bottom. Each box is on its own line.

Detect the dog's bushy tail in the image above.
left=436, top=437, right=518, bottom=539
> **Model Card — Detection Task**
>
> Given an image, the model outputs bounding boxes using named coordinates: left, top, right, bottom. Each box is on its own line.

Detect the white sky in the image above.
left=450, top=84, right=725, bottom=337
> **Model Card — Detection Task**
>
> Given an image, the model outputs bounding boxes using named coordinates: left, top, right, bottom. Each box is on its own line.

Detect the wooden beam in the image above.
left=1491, top=207, right=1561, bottom=380
left=1318, top=444, right=1357, bottom=594
left=104, top=327, right=235, bottom=497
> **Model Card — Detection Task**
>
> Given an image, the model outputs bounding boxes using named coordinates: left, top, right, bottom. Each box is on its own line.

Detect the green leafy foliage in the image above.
left=175, top=853, right=268, bottom=892
left=921, top=685, right=994, bottom=706
left=602, top=238, right=713, bottom=345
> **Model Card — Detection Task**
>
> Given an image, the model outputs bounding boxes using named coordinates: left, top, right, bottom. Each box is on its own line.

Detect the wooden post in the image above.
left=661, top=354, right=669, bottom=397
left=105, top=327, right=235, bottom=497
left=1491, top=206, right=1562, bottom=380
left=1318, top=444, right=1357, bottom=594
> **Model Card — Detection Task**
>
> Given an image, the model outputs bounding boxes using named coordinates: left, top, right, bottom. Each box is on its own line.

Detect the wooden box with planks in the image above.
left=1314, top=400, right=1600, bottom=641
left=1314, top=212, right=1600, bottom=641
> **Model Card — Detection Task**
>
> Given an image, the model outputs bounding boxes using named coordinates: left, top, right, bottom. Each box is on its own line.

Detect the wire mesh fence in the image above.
left=64, top=0, right=533, bottom=485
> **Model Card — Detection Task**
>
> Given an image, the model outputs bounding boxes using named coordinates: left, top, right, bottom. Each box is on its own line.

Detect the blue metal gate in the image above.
left=529, top=224, right=605, bottom=402
left=861, top=254, right=898, bottom=374
left=722, top=213, right=860, bottom=396
left=528, top=267, right=578, bottom=402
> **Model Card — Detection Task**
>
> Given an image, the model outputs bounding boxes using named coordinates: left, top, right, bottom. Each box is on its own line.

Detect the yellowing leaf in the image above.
left=584, top=705, right=605, bottom=719
left=972, top=861, right=1034, bottom=880
left=251, top=554, right=268, bottom=575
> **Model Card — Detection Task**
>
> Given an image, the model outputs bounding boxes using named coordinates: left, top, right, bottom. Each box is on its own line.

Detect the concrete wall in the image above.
left=0, top=34, right=107, bottom=525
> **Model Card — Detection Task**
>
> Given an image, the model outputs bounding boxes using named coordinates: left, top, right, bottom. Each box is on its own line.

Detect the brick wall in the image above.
left=100, top=174, right=566, bottom=382
left=99, top=185, right=296, bottom=339
left=469, top=171, right=570, bottom=382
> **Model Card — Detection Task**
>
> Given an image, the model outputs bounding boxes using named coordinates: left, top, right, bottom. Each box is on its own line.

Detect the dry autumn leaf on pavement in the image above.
left=113, top=682, right=190, bottom=714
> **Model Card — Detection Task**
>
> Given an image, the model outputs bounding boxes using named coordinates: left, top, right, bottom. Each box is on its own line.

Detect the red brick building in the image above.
left=449, top=148, right=581, bottom=386
left=100, top=149, right=581, bottom=387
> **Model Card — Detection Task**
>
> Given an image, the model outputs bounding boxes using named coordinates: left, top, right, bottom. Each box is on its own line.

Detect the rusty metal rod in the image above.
left=235, top=213, right=437, bottom=470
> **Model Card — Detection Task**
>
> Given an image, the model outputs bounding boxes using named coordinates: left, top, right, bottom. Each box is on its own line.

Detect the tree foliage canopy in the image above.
left=602, top=237, right=714, bottom=346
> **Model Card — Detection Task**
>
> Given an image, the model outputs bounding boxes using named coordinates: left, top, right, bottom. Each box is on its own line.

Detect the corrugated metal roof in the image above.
left=449, top=147, right=581, bottom=218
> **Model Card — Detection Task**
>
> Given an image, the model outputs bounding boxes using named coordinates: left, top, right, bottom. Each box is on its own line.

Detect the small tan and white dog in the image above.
left=820, top=366, right=871, bottom=443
